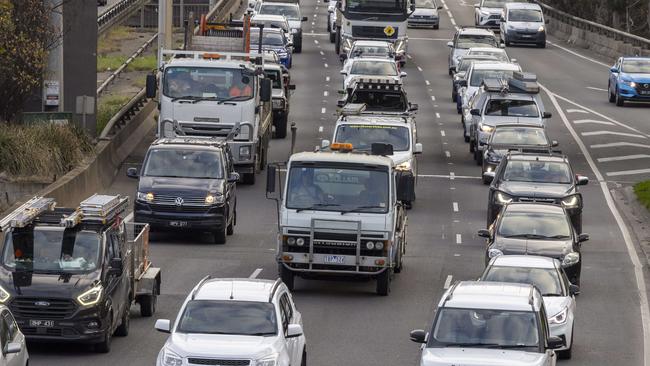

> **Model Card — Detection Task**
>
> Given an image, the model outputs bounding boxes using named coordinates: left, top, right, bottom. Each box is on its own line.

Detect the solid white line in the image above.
left=607, top=168, right=650, bottom=177
left=303, top=33, right=328, bottom=37
left=425, top=80, right=430, bottom=85
left=574, top=119, right=614, bottom=126
left=541, top=84, right=650, bottom=364
left=591, top=142, right=650, bottom=149
left=319, top=51, right=324, bottom=56
left=440, top=130, right=446, bottom=137
left=586, top=86, right=608, bottom=92
left=445, top=150, right=451, bottom=158
left=455, top=234, right=462, bottom=244
left=546, top=40, right=609, bottom=67
left=407, top=54, right=412, bottom=59
left=443, top=275, right=453, bottom=289
left=124, top=212, right=134, bottom=222
left=598, top=154, right=650, bottom=162
left=436, top=112, right=441, bottom=119
left=581, top=131, right=646, bottom=139
left=249, top=268, right=263, bottom=279
left=452, top=202, right=459, bottom=212
left=321, top=107, right=326, bottom=114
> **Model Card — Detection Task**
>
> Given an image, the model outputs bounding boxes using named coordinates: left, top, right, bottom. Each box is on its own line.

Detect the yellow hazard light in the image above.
left=203, top=53, right=222, bottom=59
left=330, top=142, right=353, bottom=151
left=282, top=255, right=294, bottom=262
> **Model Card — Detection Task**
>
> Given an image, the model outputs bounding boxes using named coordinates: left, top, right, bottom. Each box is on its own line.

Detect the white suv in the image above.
left=155, top=277, right=307, bottom=366
left=410, top=281, right=564, bottom=366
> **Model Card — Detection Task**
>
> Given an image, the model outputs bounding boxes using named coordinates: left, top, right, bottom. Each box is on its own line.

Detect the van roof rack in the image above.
left=61, top=194, right=129, bottom=228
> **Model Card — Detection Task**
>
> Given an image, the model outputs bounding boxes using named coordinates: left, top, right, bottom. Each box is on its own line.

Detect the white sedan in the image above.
left=340, top=57, right=405, bottom=90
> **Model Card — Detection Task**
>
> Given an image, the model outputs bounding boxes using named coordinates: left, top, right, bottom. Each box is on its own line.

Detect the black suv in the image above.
left=478, top=202, right=589, bottom=285
left=128, top=138, right=239, bottom=244
left=484, top=151, right=588, bottom=233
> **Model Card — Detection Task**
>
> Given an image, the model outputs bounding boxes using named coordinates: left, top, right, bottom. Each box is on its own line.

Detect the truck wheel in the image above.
left=274, top=114, right=288, bottom=139
left=94, top=319, right=112, bottom=353
left=242, top=172, right=256, bottom=185
left=376, top=269, right=391, bottom=296
left=140, top=294, right=157, bottom=317
left=279, top=264, right=295, bottom=290
left=295, top=38, right=303, bottom=53
left=475, top=148, right=483, bottom=165
left=114, top=308, right=130, bottom=337
left=214, top=226, right=227, bottom=244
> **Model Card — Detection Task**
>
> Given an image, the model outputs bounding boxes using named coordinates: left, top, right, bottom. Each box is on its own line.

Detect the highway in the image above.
left=30, top=0, right=650, bottom=365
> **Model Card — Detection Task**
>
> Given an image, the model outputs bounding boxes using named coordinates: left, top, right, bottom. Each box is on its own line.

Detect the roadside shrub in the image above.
left=634, top=180, right=650, bottom=211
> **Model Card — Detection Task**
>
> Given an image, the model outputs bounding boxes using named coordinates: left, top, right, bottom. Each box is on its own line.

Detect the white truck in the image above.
left=266, top=143, right=414, bottom=295
left=147, top=18, right=273, bottom=184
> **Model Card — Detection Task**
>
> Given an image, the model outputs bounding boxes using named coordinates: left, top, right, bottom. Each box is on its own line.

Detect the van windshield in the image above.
left=508, top=9, right=543, bottom=22
left=144, top=148, right=224, bottom=179
left=335, top=125, right=410, bottom=151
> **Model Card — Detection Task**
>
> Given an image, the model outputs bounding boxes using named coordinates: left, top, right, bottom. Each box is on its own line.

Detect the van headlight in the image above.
left=562, top=252, right=580, bottom=267
left=396, top=160, right=412, bottom=171
left=77, top=284, right=103, bottom=306
left=494, top=191, right=513, bottom=204
left=561, top=195, right=580, bottom=208
left=205, top=194, right=224, bottom=205
left=0, top=285, right=10, bottom=304
left=479, top=124, right=494, bottom=133
left=538, top=25, right=545, bottom=32
left=137, top=192, right=155, bottom=202
left=549, top=307, right=568, bottom=325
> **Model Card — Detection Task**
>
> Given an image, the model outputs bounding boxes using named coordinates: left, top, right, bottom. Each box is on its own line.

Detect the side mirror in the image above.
left=576, top=175, right=589, bottom=186
left=409, top=103, right=419, bottom=112
left=301, top=16, right=308, bottom=21
left=610, top=67, right=619, bottom=73
left=321, top=139, right=331, bottom=149
left=126, top=167, right=139, bottom=179
left=542, top=111, right=552, bottom=119
left=146, top=74, right=157, bottom=99
left=228, top=172, right=240, bottom=183
left=477, top=229, right=491, bottom=238
left=578, top=233, right=590, bottom=243
left=396, top=173, right=416, bottom=203
left=266, top=165, right=277, bottom=194
left=500, top=42, right=506, bottom=48
left=286, top=324, right=303, bottom=338
left=437, top=5, right=443, bottom=9
left=340, top=70, right=347, bottom=75
left=569, top=284, right=580, bottom=296
left=551, top=140, right=559, bottom=147
left=447, top=41, right=454, bottom=48
left=337, top=100, right=346, bottom=108
left=400, top=71, right=408, bottom=78
left=470, top=108, right=481, bottom=116
left=4, top=342, right=21, bottom=355
left=109, top=258, right=123, bottom=275
left=547, top=336, right=565, bottom=350
left=483, top=171, right=495, bottom=183
left=409, top=329, right=427, bottom=343
left=414, top=143, right=423, bottom=154
left=155, top=319, right=171, bottom=333
left=288, top=84, right=296, bottom=90
left=260, top=78, right=272, bottom=102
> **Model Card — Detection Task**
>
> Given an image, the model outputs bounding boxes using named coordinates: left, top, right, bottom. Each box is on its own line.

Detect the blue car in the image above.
left=608, top=56, right=650, bottom=106
left=251, top=28, right=293, bottom=69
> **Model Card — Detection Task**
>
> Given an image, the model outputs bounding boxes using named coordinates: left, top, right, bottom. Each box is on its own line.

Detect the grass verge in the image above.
left=634, top=181, right=650, bottom=211
left=127, top=55, right=157, bottom=72
left=98, top=55, right=127, bottom=72
left=97, top=95, right=132, bottom=134
left=98, top=26, right=139, bottom=54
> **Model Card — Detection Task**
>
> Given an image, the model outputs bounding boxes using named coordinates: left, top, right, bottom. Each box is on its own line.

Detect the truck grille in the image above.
left=10, top=297, right=76, bottom=319
left=351, top=26, right=398, bottom=39
left=153, top=194, right=207, bottom=206
left=188, top=359, right=250, bottom=366
left=517, top=197, right=558, bottom=204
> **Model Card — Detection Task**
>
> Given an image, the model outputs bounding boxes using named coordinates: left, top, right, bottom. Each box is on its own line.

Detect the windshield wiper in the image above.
left=541, top=293, right=563, bottom=297
left=295, top=203, right=341, bottom=212
left=341, top=205, right=385, bottom=215
left=446, top=342, right=501, bottom=348
left=488, top=344, right=536, bottom=349
left=502, top=233, right=546, bottom=239
left=217, top=95, right=251, bottom=105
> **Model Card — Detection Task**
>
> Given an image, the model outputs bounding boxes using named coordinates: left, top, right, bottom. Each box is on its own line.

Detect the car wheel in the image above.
left=434, top=24, right=439, bottom=29
left=114, top=308, right=130, bottom=337
left=214, top=225, right=227, bottom=244
left=616, top=88, right=625, bottom=106
left=469, top=139, right=475, bottom=153
left=376, top=269, right=391, bottom=296
left=482, top=168, right=490, bottom=185
left=279, top=263, right=295, bottom=290
left=94, top=318, right=112, bottom=353
left=558, top=330, right=573, bottom=359
left=608, top=82, right=616, bottom=102
left=329, top=31, right=336, bottom=43
left=274, top=113, right=288, bottom=139
left=505, top=39, right=511, bottom=47
left=475, top=147, right=483, bottom=165
left=227, top=210, right=235, bottom=236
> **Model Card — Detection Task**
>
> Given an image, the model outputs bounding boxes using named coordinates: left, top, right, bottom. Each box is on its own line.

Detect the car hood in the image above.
left=481, top=7, right=503, bottom=15
left=0, top=268, right=99, bottom=299
left=139, top=176, right=225, bottom=195
left=481, top=116, right=543, bottom=126
left=421, top=347, right=547, bottom=366
left=412, top=8, right=438, bottom=16
left=167, top=333, right=280, bottom=359
left=621, top=73, right=650, bottom=83
left=492, top=237, right=573, bottom=258
left=543, top=296, right=571, bottom=318
left=508, top=21, right=543, bottom=31
left=496, top=181, right=574, bottom=198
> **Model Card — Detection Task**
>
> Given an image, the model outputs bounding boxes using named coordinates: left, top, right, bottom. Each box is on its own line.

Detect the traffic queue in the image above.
left=0, top=0, right=627, bottom=365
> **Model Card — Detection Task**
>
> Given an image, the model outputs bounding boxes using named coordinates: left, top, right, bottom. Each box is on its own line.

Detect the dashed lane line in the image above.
left=574, top=119, right=614, bottom=126
left=455, top=234, right=462, bottom=244
left=607, top=168, right=650, bottom=177
left=581, top=131, right=646, bottom=139
left=443, top=275, right=453, bottom=289
left=249, top=268, right=263, bottom=279
left=591, top=142, right=650, bottom=149
left=566, top=109, right=588, bottom=114
left=453, top=202, right=459, bottom=212
left=598, top=154, right=650, bottom=163
left=436, top=112, right=441, bottom=119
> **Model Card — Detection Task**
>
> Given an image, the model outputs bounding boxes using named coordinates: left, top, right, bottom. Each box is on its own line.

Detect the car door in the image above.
left=610, top=58, right=621, bottom=88
left=224, top=148, right=236, bottom=221
left=105, top=230, right=126, bottom=328
left=2, top=310, right=26, bottom=366
left=279, top=292, right=301, bottom=364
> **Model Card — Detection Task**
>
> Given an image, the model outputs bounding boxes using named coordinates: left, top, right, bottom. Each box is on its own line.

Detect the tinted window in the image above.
left=335, top=125, right=410, bottom=151
left=621, top=59, right=650, bottom=73
left=491, top=127, right=548, bottom=145
left=177, top=301, right=277, bottom=335
left=350, top=91, right=406, bottom=111
left=485, top=99, right=539, bottom=117
left=346, top=0, right=406, bottom=14
left=144, top=149, right=224, bottom=179
left=457, top=34, right=498, bottom=49
left=502, top=160, right=572, bottom=184
left=498, top=211, right=571, bottom=238
left=251, top=31, right=285, bottom=47
left=350, top=61, right=398, bottom=76
left=483, top=266, right=564, bottom=296
left=508, top=9, right=543, bottom=22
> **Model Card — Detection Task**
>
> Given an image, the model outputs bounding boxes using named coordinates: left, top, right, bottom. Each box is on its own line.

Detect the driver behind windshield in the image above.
left=229, top=75, right=253, bottom=97
left=289, top=169, right=325, bottom=206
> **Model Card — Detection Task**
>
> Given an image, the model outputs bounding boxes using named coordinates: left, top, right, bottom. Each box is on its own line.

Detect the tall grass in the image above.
left=97, top=95, right=132, bottom=133
left=0, top=124, right=93, bottom=179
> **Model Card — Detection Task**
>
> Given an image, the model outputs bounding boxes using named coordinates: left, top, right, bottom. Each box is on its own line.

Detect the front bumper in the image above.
left=134, top=201, right=226, bottom=231
left=549, top=317, right=574, bottom=351
left=476, top=16, right=500, bottom=28
left=13, top=304, right=110, bottom=343
left=618, top=83, right=650, bottom=101
left=505, top=30, right=546, bottom=44
left=280, top=253, right=390, bottom=275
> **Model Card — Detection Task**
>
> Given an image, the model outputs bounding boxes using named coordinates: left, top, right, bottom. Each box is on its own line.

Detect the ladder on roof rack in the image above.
left=0, top=197, right=56, bottom=232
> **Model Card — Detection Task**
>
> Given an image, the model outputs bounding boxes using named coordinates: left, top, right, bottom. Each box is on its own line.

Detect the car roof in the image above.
left=471, top=62, right=520, bottom=71
left=458, top=27, right=495, bottom=36
left=483, top=91, right=536, bottom=100
left=338, top=115, right=412, bottom=127
left=353, top=40, right=392, bottom=47
left=290, top=151, right=394, bottom=167
left=468, top=47, right=506, bottom=53
left=443, top=281, right=541, bottom=311
left=351, top=57, right=395, bottom=63
left=505, top=2, right=542, bottom=10
left=504, top=202, right=566, bottom=215
left=490, top=255, right=560, bottom=270
left=194, top=278, right=279, bottom=302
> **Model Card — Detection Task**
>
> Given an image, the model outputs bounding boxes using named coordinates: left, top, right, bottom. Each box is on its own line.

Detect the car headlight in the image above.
left=256, top=353, right=280, bottom=366
left=366, top=241, right=375, bottom=250
left=562, top=252, right=580, bottom=267
left=538, top=25, right=545, bottom=32
left=137, top=192, right=155, bottom=202
left=77, top=284, right=103, bottom=306
left=561, top=195, right=580, bottom=208
left=161, top=348, right=183, bottom=366
left=342, top=37, right=353, bottom=51
left=488, top=248, right=503, bottom=258
left=621, top=79, right=637, bottom=87
left=205, top=194, right=224, bottom=205
left=479, top=124, right=494, bottom=133
left=495, top=191, right=513, bottom=205
left=548, top=307, right=568, bottom=325
left=0, top=285, right=10, bottom=304
left=272, top=98, right=285, bottom=109
left=239, top=145, right=252, bottom=159
left=375, top=241, right=384, bottom=250
left=396, top=160, right=412, bottom=171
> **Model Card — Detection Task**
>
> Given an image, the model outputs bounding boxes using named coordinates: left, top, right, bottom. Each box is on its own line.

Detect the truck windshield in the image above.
left=286, top=166, right=389, bottom=213
left=2, top=227, right=101, bottom=274
left=335, top=125, right=410, bottom=151
left=177, top=300, right=277, bottom=336
left=429, top=308, right=540, bottom=349
left=484, top=100, right=539, bottom=117
left=346, top=0, right=406, bottom=14
left=350, top=90, right=407, bottom=111
left=143, top=148, right=224, bottom=179
left=163, top=66, right=254, bottom=101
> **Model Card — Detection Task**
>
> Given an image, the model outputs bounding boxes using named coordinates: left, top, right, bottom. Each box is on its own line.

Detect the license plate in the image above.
left=30, top=320, right=54, bottom=327
left=640, top=90, right=650, bottom=95
left=169, top=221, right=188, bottom=227
left=324, top=255, right=345, bottom=264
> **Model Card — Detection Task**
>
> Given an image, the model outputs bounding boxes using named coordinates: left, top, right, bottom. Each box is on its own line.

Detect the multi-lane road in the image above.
left=31, top=0, right=650, bottom=365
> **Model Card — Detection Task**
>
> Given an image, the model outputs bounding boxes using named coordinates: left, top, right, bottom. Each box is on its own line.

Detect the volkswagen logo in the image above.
left=645, top=83, right=649, bottom=88
left=175, top=197, right=184, bottom=206
left=34, top=301, right=50, bottom=307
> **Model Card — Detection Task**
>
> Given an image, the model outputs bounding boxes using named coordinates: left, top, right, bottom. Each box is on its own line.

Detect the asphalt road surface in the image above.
left=31, top=0, right=650, bottom=365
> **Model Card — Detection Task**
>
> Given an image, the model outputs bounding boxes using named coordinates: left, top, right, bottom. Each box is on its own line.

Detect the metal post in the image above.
left=157, top=0, right=173, bottom=68
left=46, top=0, right=64, bottom=112
left=290, top=122, right=297, bottom=155
left=180, top=0, right=184, bottom=29
left=140, top=4, right=145, bottom=29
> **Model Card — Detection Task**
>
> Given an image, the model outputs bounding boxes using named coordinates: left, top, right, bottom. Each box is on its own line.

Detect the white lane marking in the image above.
left=431, top=95, right=436, bottom=102
left=455, top=234, right=462, bottom=244
left=546, top=40, right=610, bottom=68
left=436, top=112, right=441, bottom=118
left=598, top=154, right=650, bottom=162
left=314, top=39, right=319, bottom=44
left=313, top=14, right=317, bottom=17
left=541, top=84, right=650, bottom=363
left=417, top=66, right=423, bottom=72
left=566, top=108, right=589, bottom=114
left=586, top=86, right=608, bottom=92
left=303, top=33, right=329, bottom=37
left=591, top=142, right=650, bottom=149
left=425, top=80, right=430, bottom=85
left=311, top=22, right=315, bottom=26
left=325, top=76, right=330, bottom=82
left=607, top=168, right=650, bottom=177
left=318, top=126, right=323, bottom=133
left=124, top=212, right=134, bottom=222
left=440, top=130, right=446, bottom=137
left=443, top=275, right=453, bottom=289
left=249, top=268, right=263, bottom=279
left=581, top=131, right=646, bottom=139
left=452, top=202, right=459, bottom=212
left=449, top=172, right=456, bottom=180
left=320, top=51, right=324, bottom=56
left=409, top=37, right=452, bottom=41
left=574, top=119, right=614, bottom=126
left=323, top=91, right=329, bottom=97
left=450, top=18, right=457, bottom=26
left=445, top=150, right=451, bottom=158
left=407, top=54, right=412, bottom=59
left=321, top=107, right=326, bottom=114
left=324, top=63, right=328, bottom=68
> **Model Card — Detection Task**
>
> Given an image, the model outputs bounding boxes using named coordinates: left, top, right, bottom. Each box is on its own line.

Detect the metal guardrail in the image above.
left=98, top=0, right=149, bottom=35
left=97, top=33, right=158, bottom=96
left=534, top=0, right=650, bottom=50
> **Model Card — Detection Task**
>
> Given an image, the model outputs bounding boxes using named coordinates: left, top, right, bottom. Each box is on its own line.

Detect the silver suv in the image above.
left=410, top=281, right=564, bottom=366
